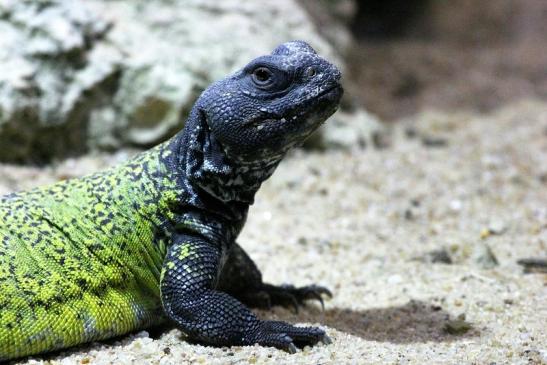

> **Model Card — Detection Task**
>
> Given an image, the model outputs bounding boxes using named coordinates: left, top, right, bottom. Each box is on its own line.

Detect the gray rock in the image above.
left=412, top=247, right=453, bottom=265
left=487, top=219, right=507, bottom=235
left=298, top=0, right=356, bottom=55
left=0, top=0, right=340, bottom=163
left=472, top=243, right=499, bottom=269
left=0, top=0, right=116, bottom=163
left=306, top=108, right=389, bottom=150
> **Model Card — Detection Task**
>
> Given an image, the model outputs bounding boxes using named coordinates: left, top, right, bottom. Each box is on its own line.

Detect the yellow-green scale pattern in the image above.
left=0, top=143, right=179, bottom=360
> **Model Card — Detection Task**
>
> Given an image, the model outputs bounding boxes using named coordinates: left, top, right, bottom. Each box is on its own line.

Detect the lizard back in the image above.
left=0, top=144, right=174, bottom=359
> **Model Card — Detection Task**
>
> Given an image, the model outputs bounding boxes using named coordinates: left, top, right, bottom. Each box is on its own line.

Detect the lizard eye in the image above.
left=252, top=67, right=274, bottom=87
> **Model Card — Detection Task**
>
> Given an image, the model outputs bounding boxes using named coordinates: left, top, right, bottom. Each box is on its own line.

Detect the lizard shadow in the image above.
left=256, top=299, right=477, bottom=344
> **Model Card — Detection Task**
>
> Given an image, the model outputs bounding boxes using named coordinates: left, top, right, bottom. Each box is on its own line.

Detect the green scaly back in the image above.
left=0, top=143, right=176, bottom=359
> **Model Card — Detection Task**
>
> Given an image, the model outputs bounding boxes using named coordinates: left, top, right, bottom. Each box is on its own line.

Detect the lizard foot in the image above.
left=247, top=320, right=331, bottom=352
left=242, top=283, right=333, bottom=313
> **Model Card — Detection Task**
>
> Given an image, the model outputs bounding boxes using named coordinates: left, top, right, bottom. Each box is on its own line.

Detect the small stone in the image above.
left=428, top=248, right=453, bottom=264
left=488, top=220, right=507, bottom=235
left=421, top=136, right=448, bottom=147
left=412, top=248, right=452, bottom=264
left=480, top=228, right=491, bottom=239
left=517, top=258, right=547, bottom=274
left=443, top=319, right=472, bottom=335
left=472, top=243, right=499, bottom=269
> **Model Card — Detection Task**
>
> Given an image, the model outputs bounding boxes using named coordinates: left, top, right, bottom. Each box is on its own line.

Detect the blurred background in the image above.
left=1, top=0, right=545, bottom=164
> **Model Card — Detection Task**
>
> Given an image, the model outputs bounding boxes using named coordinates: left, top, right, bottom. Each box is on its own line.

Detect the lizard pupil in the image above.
left=252, top=67, right=272, bottom=85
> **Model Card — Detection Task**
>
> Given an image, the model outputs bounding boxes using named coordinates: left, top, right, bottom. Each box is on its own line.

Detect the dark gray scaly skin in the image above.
left=159, top=41, right=342, bottom=352
left=0, top=41, right=342, bottom=359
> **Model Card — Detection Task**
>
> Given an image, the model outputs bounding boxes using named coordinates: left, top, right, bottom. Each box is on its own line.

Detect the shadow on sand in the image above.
left=258, top=299, right=477, bottom=344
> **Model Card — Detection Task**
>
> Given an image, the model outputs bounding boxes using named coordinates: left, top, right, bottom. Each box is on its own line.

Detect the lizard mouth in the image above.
left=315, top=84, right=343, bottom=100
left=290, top=84, right=343, bottom=119
left=247, top=85, right=343, bottom=130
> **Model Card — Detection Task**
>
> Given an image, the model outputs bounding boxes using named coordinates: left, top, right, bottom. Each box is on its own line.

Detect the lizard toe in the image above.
left=250, top=320, right=329, bottom=351
left=258, top=283, right=333, bottom=311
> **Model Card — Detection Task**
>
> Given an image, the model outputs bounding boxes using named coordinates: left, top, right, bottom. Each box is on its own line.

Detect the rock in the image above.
left=0, top=0, right=339, bottom=163
left=487, top=219, right=507, bottom=235
left=305, top=108, right=389, bottom=150
left=298, top=0, right=356, bottom=55
left=421, top=135, right=448, bottom=148
left=517, top=258, right=547, bottom=274
left=0, top=0, right=115, bottom=163
left=413, top=248, right=453, bottom=264
left=472, top=243, right=499, bottom=269
left=443, top=318, right=472, bottom=335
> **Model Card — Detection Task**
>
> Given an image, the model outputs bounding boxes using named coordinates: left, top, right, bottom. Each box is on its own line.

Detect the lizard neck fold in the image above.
left=159, top=106, right=281, bottom=235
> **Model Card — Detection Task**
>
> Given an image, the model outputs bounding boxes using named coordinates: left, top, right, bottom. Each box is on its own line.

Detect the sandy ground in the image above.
left=1, top=100, right=546, bottom=364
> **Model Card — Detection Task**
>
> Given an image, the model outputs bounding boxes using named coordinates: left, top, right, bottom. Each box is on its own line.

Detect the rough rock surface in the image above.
left=0, top=0, right=338, bottom=163
left=2, top=100, right=545, bottom=364
left=0, top=0, right=113, bottom=163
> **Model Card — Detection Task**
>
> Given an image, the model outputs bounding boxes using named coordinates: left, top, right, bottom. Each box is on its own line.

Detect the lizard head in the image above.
left=198, top=40, right=343, bottom=164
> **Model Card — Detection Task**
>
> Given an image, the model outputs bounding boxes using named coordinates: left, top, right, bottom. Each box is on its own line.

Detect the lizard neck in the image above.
left=158, top=106, right=281, bottom=231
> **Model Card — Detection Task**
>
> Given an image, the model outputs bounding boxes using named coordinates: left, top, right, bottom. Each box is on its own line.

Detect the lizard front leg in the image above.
left=160, top=235, right=328, bottom=352
left=217, top=243, right=332, bottom=313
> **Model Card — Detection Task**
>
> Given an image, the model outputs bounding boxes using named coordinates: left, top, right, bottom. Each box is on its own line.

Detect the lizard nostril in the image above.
left=305, top=67, right=316, bottom=78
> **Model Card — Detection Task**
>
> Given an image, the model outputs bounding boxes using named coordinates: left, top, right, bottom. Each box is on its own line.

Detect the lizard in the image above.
left=0, top=40, right=343, bottom=361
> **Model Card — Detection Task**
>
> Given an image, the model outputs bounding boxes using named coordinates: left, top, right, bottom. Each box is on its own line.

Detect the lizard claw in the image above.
left=234, top=283, right=333, bottom=312
left=311, top=292, right=325, bottom=311
left=300, top=284, right=333, bottom=299
left=248, top=320, right=330, bottom=352
left=289, top=294, right=300, bottom=314
left=321, top=334, right=333, bottom=345
left=287, top=342, right=298, bottom=354
left=258, top=283, right=333, bottom=312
